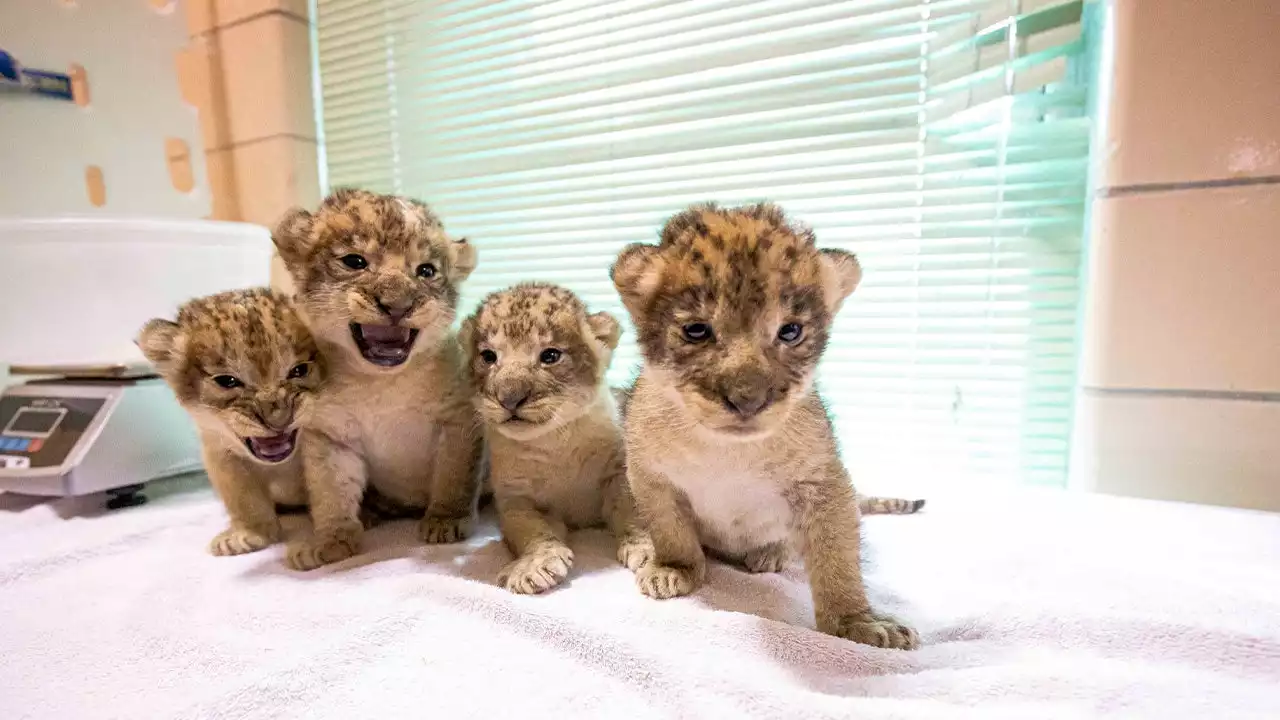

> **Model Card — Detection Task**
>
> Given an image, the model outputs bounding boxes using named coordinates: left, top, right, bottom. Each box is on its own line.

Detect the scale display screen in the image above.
left=0, top=396, right=105, bottom=468
left=4, top=407, right=67, bottom=436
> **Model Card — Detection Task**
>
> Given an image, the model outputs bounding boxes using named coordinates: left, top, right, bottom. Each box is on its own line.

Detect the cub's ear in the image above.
left=818, top=248, right=862, bottom=314
left=610, top=243, right=664, bottom=317
left=457, top=316, right=477, bottom=355
left=272, top=206, right=315, bottom=268
left=137, top=319, right=183, bottom=370
left=450, top=238, right=477, bottom=283
left=586, top=311, right=622, bottom=351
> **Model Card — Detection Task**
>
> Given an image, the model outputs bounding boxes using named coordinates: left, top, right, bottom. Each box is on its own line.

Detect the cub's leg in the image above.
left=630, top=464, right=705, bottom=599
left=287, top=433, right=366, bottom=571
left=495, top=495, right=574, bottom=594
left=800, top=463, right=919, bottom=650
left=206, top=451, right=280, bottom=557
left=602, top=469, right=655, bottom=572
left=420, top=417, right=482, bottom=544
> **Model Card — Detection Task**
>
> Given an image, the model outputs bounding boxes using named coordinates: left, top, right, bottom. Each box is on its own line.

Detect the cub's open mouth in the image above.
left=350, top=323, right=419, bottom=367
left=244, top=430, right=298, bottom=463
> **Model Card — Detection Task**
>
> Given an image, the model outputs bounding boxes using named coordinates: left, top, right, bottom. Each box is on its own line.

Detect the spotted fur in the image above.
left=273, top=187, right=476, bottom=360
left=137, top=288, right=318, bottom=556
left=271, top=188, right=484, bottom=571
left=612, top=202, right=922, bottom=650
left=460, top=283, right=652, bottom=594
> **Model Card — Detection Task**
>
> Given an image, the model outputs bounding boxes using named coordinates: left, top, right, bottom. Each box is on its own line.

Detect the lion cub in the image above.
left=272, top=189, right=483, bottom=571
left=612, top=202, right=922, bottom=650
left=138, top=288, right=320, bottom=556
left=461, top=283, right=653, bottom=594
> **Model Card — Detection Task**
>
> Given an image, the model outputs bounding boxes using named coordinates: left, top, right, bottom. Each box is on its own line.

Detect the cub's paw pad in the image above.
left=636, top=564, right=699, bottom=599
left=209, top=528, right=274, bottom=557
left=742, top=544, right=789, bottom=573
left=834, top=612, right=919, bottom=650
left=616, top=535, right=655, bottom=571
left=497, top=544, right=575, bottom=595
left=419, top=514, right=473, bottom=544
left=285, top=535, right=358, bottom=571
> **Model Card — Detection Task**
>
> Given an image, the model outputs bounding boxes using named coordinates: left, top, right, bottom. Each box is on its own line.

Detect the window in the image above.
left=314, top=0, right=1094, bottom=489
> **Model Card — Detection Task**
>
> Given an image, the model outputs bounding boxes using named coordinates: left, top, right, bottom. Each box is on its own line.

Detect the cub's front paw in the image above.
left=285, top=531, right=360, bottom=571
left=742, top=543, right=789, bottom=573
left=831, top=611, right=919, bottom=650
left=209, top=527, right=276, bottom=557
left=419, top=513, right=474, bottom=544
left=497, top=543, right=575, bottom=595
left=616, top=533, right=655, bottom=571
left=636, top=563, right=700, bottom=599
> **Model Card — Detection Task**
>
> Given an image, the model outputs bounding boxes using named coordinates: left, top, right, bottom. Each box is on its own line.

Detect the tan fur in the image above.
left=460, top=283, right=652, bottom=594
left=137, top=288, right=320, bottom=556
left=612, top=202, right=922, bottom=650
left=272, top=189, right=484, bottom=571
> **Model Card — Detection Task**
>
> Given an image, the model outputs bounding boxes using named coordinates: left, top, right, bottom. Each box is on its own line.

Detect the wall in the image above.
left=182, top=0, right=319, bottom=288
left=0, top=1, right=316, bottom=275
left=1, top=1, right=208, bottom=217
left=1072, top=0, right=1280, bottom=511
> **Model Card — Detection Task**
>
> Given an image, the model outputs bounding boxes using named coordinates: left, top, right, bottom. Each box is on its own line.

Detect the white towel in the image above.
left=1, top=477, right=1278, bottom=720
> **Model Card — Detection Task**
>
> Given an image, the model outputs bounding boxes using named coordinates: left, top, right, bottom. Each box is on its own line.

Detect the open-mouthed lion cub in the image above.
left=612, top=202, right=923, bottom=650
left=272, top=189, right=483, bottom=571
left=138, top=288, right=320, bottom=556
left=461, top=283, right=654, bottom=594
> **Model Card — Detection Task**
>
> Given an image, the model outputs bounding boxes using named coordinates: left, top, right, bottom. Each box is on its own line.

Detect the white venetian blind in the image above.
left=314, top=0, right=1094, bottom=489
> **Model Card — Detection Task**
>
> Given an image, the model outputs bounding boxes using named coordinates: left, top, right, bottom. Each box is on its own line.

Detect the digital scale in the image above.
left=0, top=365, right=202, bottom=508
left=0, top=217, right=276, bottom=511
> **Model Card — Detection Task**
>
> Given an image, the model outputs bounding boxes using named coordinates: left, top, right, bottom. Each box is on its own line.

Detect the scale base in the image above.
left=105, top=483, right=147, bottom=510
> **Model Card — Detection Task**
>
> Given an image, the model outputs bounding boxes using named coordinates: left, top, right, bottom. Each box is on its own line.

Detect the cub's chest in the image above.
left=316, top=372, right=446, bottom=450
left=659, top=457, right=793, bottom=555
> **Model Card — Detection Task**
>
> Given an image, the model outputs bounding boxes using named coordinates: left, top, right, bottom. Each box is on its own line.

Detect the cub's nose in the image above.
left=499, top=390, right=530, bottom=413
left=721, top=388, right=773, bottom=419
left=258, top=405, right=295, bottom=432
left=375, top=299, right=413, bottom=324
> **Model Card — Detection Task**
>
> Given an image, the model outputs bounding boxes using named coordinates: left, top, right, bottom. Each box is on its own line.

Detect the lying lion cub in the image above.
left=460, top=283, right=654, bottom=594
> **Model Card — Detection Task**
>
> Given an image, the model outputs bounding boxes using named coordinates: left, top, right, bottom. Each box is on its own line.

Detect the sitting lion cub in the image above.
left=460, top=283, right=653, bottom=594
left=272, top=189, right=484, bottom=571
left=138, top=288, right=321, bottom=556
left=612, top=202, right=923, bottom=649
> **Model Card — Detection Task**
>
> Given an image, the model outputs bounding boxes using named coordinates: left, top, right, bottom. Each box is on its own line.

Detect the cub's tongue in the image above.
left=247, top=431, right=297, bottom=463
left=354, top=323, right=417, bottom=366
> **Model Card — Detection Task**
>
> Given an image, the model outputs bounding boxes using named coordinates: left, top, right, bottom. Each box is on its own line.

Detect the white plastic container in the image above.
left=0, top=218, right=273, bottom=368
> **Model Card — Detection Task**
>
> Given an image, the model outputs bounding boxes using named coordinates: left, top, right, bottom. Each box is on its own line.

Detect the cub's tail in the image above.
left=858, top=495, right=926, bottom=515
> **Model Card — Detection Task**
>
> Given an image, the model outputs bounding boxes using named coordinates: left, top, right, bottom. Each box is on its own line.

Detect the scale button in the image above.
left=26, top=438, right=42, bottom=453
left=0, top=437, right=14, bottom=450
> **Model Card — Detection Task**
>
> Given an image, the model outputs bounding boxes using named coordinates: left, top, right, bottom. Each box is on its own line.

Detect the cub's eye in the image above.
left=539, top=348, right=562, bottom=365
left=287, top=363, right=309, bottom=379
left=777, top=323, right=804, bottom=345
left=212, top=374, right=243, bottom=389
left=340, top=254, right=368, bottom=270
left=415, top=263, right=437, bottom=279
left=479, top=349, right=498, bottom=365
left=681, top=323, right=713, bottom=343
